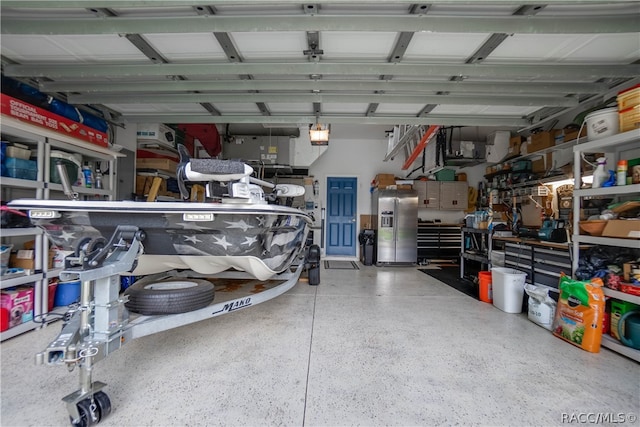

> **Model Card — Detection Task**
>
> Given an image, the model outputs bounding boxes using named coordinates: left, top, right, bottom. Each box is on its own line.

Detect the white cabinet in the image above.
left=571, top=128, right=640, bottom=361
left=1, top=116, right=120, bottom=341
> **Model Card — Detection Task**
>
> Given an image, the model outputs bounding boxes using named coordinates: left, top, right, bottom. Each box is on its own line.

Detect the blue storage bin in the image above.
left=54, top=280, right=81, bottom=306
left=1, top=141, right=7, bottom=164
left=4, top=157, right=37, bottom=180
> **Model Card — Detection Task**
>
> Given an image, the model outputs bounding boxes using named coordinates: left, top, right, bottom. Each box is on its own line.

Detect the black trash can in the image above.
left=359, top=229, right=376, bottom=266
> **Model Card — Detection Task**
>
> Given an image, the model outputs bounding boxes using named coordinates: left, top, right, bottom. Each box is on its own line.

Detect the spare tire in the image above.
left=124, top=278, right=214, bottom=315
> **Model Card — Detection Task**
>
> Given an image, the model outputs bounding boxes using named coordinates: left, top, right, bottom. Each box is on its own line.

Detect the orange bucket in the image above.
left=478, top=271, right=493, bottom=303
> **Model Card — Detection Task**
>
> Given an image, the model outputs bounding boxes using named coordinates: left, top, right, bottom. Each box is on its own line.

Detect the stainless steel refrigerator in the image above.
left=372, top=189, right=418, bottom=265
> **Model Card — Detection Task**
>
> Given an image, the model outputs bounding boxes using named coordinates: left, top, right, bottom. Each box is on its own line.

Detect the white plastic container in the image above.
left=491, top=267, right=527, bottom=313
left=6, top=144, right=31, bottom=160
left=584, top=107, right=619, bottom=141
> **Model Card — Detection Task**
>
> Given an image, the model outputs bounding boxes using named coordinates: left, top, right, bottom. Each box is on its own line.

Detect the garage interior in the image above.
left=1, top=1, right=639, bottom=426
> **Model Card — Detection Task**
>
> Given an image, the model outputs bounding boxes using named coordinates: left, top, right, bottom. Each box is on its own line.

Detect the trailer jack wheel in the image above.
left=70, top=398, right=97, bottom=427
left=69, top=391, right=111, bottom=427
left=93, top=391, right=111, bottom=420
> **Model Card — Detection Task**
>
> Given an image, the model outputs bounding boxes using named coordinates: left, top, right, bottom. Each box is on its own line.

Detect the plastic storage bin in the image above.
left=53, top=280, right=81, bottom=307
left=6, top=144, right=31, bottom=160
left=4, top=157, right=37, bottom=180
left=491, top=267, right=527, bottom=313
left=435, top=168, right=455, bottom=181
left=50, top=151, right=81, bottom=184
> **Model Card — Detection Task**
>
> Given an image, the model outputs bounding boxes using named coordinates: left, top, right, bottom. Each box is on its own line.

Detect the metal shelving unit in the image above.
left=1, top=118, right=120, bottom=341
left=571, top=128, right=640, bottom=362
left=460, top=227, right=492, bottom=279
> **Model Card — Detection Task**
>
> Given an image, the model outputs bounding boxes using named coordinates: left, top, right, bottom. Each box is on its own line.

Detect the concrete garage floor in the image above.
left=1, top=264, right=638, bottom=426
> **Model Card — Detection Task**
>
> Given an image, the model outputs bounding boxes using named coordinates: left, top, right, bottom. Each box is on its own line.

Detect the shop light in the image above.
left=309, top=123, right=330, bottom=145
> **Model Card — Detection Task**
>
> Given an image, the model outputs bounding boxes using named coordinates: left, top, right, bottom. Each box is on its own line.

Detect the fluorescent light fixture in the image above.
left=309, top=123, right=329, bottom=145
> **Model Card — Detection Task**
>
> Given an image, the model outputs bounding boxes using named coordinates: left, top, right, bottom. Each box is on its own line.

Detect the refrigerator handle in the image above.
left=394, top=198, right=398, bottom=244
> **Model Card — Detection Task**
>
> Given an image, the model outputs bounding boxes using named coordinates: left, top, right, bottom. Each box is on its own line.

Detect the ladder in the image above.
left=384, top=124, right=440, bottom=170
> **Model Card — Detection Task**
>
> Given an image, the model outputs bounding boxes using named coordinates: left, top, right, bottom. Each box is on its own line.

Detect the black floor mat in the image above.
left=419, top=267, right=478, bottom=300
left=324, top=260, right=360, bottom=270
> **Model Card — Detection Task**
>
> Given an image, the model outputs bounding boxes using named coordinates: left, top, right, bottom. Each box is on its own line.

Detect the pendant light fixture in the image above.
left=309, top=122, right=330, bottom=145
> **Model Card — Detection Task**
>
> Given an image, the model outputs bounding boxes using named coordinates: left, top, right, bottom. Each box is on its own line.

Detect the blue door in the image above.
left=326, top=177, right=357, bottom=256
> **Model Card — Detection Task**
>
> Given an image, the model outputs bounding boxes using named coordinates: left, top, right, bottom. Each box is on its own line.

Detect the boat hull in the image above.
left=8, top=200, right=312, bottom=281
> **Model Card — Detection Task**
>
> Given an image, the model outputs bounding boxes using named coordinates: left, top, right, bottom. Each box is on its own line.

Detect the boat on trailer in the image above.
left=10, top=144, right=313, bottom=282
left=6, top=145, right=320, bottom=426
left=9, top=199, right=312, bottom=281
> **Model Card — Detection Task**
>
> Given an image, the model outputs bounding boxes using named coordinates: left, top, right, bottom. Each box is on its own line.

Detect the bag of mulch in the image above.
left=552, top=275, right=605, bottom=353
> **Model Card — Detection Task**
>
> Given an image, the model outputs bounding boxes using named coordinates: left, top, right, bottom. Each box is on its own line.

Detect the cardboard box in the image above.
left=397, top=184, right=413, bottom=190
left=623, top=262, right=640, bottom=282
left=0, top=286, right=34, bottom=331
left=602, top=219, right=640, bottom=239
left=528, top=131, right=557, bottom=153
left=374, top=174, right=395, bottom=189
left=360, top=214, right=374, bottom=230
left=509, top=136, right=523, bottom=157
left=555, top=127, right=586, bottom=144
left=10, top=250, right=35, bottom=271
left=531, top=154, right=553, bottom=173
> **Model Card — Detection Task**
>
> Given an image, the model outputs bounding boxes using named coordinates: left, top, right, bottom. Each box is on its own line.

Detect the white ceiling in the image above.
left=1, top=0, right=639, bottom=136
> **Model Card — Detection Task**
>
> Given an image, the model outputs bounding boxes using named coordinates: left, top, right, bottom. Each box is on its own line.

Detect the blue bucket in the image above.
left=54, top=280, right=81, bottom=306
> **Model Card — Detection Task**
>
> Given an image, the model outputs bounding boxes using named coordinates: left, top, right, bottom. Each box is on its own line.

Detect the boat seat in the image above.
left=176, top=144, right=253, bottom=200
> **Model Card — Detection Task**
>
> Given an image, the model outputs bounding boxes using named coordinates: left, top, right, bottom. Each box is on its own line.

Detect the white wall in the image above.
left=305, top=123, right=473, bottom=231
left=307, top=124, right=404, bottom=231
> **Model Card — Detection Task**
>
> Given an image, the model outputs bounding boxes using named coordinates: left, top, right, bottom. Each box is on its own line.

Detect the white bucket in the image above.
left=584, top=107, right=619, bottom=141
left=491, top=267, right=527, bottom=313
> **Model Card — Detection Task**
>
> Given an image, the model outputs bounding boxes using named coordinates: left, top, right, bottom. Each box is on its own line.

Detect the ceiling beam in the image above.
left=193, top=5, right=265, bottom=116
left=39, top=79, right=607, bottom=95
left=3, top=0, right=637, bottom=6
left=366, top=3, right=427, bottom=116
left=115, top=114, right=530, bottom=127
left=67, top=92, right=578, bottom=107
left=87, top=6, right=220, bottom=116
left=8, top=62, right=639, bottom=80
left=2, top=14, right=636, bottom=35
left=418, top=3, right=547, bottom=118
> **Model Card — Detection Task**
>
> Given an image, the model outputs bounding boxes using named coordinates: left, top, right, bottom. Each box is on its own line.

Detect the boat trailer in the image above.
left=37, top=225, right=320, bottom=426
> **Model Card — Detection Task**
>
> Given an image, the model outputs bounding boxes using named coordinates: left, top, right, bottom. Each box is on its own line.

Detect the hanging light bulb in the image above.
left=309, top=122, right=329, bottom=145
